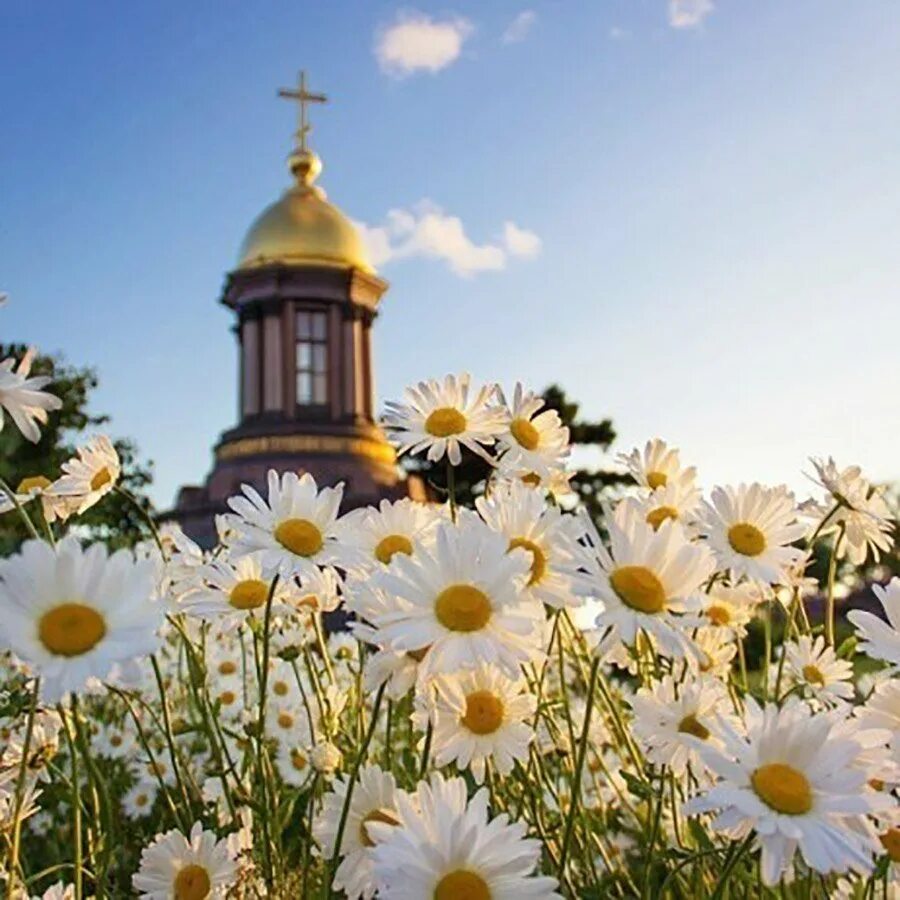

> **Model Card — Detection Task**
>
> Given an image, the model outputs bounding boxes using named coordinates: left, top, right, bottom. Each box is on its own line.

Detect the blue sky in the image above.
left=2, top=0, right=898, bottom=508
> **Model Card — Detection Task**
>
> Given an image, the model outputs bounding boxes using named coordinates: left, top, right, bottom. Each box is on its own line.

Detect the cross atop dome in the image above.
left=278, top=70, right=327, bottom=154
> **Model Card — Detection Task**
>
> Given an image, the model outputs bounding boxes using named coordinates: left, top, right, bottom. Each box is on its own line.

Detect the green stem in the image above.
left=150, top=654, right=193, bottom=816
left=558, top=655, right=600, bottom=879
left=327, top=683, right=386, bottom=895
left=418, top=719, right=434, bottom=778
left=0, top=475, right=41, bottom=540
left=641, top=766, right=668, bottom=900
left=59, top=702, right=84, bottom=900
left=7, top=677, right=40, bottom=897
left=825, top=525, right=845, bottom=646
left=709, top=834, right=755, bottom=900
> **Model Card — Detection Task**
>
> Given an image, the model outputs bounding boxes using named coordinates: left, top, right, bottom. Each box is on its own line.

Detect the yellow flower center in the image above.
left=424, top=407, right=467, bottom=438
left=90, top=467, right=113, bottom=492
left=273, top=680, right=289, bottom=696
left=706, top=605, right=732, bottom=626
left=510, top=417, right=540, bottom=450
left=375, top=534, right=414, bottom=565
left=520, top=472, right=542, bottom=487
left=277, top=713, right=294, bottom=729
left=647, top=471, right=668, bottom=490
left=290, top=749, right=308, bottom=771
left=434, top=870, right=491, bottom=900
left=751, top=763, right=813, bottom=815
left=802, top=664, right=825, bottom=686
left=219, top=691, right=237, bottom=706
left=274, top=518, right=323, bottom=557
left=173, top=863, right=211, bottom=900
left=677, top=714, right=710, bottom=740
left=609, top=566, right=666, bottom=614
left=135, top=793, right=148, bottom=807
left=508, top=537, right=547, bottom=585
left=879, top=827, right=900, bottom=862
left=359, top=808, right=401, bottom=848
left=218, top=660, right=237, bottom=675
left=462, top=690, right=505, bottom=735
left=110, top=734, right=123, bottom=747
left=38, top=603, right=107, bottom=657
left=646, top=506, right=679, bottom=530
left=16, top=475, right=51, bottom=493
left=727, top=523, right=766, bottom=557
left=434, top=585, right=491, bottom=632
left=228, top=579, right=269, bottom=610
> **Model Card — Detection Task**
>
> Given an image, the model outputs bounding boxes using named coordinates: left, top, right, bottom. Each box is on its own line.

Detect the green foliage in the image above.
left=0, top=344, right=154, bottom=553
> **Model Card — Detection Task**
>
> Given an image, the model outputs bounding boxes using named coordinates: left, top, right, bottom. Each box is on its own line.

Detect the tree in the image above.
left=0, top=344, right=154, bottom=554
left=401, top=383, right=631, bottom=523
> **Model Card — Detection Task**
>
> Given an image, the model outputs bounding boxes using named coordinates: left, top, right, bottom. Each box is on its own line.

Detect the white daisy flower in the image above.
left=848, top=577, right=900, bottom=668
left=853, top=679, right=900, bottom=775
left=809, top=457, right=893, bottom=565
left=123, top=779, right=158, bottom=819
left=618, top=438, right=697, bottom=492
left=178, top=554, right=295, bottom=625
left=631, top=674, right=733, bottom=776
left=133, top=821, right=237, bottom=899
left=30, top=882, right=74, bottom=900
left=495, top=465, right=575, bottom=501
left=475, top=479, right=584, bottom=609
left=373, top=520, right=544, bottom=678
left=48, top=435, right=121, bottom=515
left=368, top=772, right=562, bottom=899
left=575, top=504, right=716, bottom=658
left=784, top=635, right=854, bottom=706
left=429, top=664, right=536, bottom=783
left=495, top=382, right=570, bottom=478
left=275, top=740, right=313, bottom=788
left=698, top=582, right=761, bottom=637
left=698, top=483, right=808, bottom=584
left=687, top=700, right=892, bottom=886
left=634, top=480, right=702, bottom=532
left=0, top=537, right=162, bottom=702
left=383, top=373, right=505, bottom=466
left=337, top=498, right=441, bottom=575
left=225, top=470, right=344, bottom=577
left=0, top=347, right=62, bottom=443
left=314, top=764, right=403, bottom=900
left=0, top=475, right=78, bottom=524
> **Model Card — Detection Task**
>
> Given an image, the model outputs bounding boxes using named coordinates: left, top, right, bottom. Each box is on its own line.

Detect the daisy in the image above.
left=495, top=464, right=575, bottom=502
left=575, top=504, right=716, bottom=658
left=48, top=435, right=121, bottom=515
left=0, top=475, right=77, bottom=524
left=373, top=520, right=544, bottom=677
left=698, top=483, right=808, bottom=584
left=848, top=577, right=900, bottom=668
left=495, top=382, right=570, bottom=478
left=475, top=479, right=584, bottom=609
left=368, top=772, right=562, bottom=899
left=133, top=822, right=237, bottom=899
left=429, top=664, right=536, bottom=783
left=382, top=373, right=506, bottom=466
left=123, top=779, right=158, bottom=819
left=809, top=457, right=893, bottom=565
left=0, top=347, right=62, bottom=443
left=314, top=764, right=403, bottom=899
left=618, top=438, right=697, bottom=492
left=631, top=674, right=732, bottom=776
left=687, top=700, right=891, bottom=886
left=225, top=470, right=344, bottom=577
left=854, top=679, right=900, bottom=774
left=698, top=582, right=761, bottom=638
left=784, top=635, right=854, bottom=706
left=178, top=554, right=296, bottom=625
left=275, top=740, right=313, bottom=788
left=0, top=537, right=162, bottom=702
left=337, top=498, right=440, bottom=575
left=634, top=480, right=702, bottom=532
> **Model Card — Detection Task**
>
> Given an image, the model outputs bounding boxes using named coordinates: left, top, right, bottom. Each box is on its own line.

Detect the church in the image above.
left=169, top=73, right=418, bottom=545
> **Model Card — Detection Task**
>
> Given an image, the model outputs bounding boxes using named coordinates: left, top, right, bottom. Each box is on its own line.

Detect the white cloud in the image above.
left=501, top=10, right=537, bottom=45
left=502, top=221, right=542, bottom=258
left=375, top=12, right=473, bottom=76
left=355, top=202, right=541, bottom=278
left=668, top=0, right=715, bottom=29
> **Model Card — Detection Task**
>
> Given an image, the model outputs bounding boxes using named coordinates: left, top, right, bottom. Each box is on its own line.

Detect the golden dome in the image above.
left=237, top=149, right=373, bottom=274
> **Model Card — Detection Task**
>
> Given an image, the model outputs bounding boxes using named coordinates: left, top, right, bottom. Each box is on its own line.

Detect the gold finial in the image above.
left=278, top=70, right=327, bottom=154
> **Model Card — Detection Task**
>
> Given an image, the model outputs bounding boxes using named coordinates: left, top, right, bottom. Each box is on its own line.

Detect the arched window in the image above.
left=295, top=309, right=328, bottom=406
